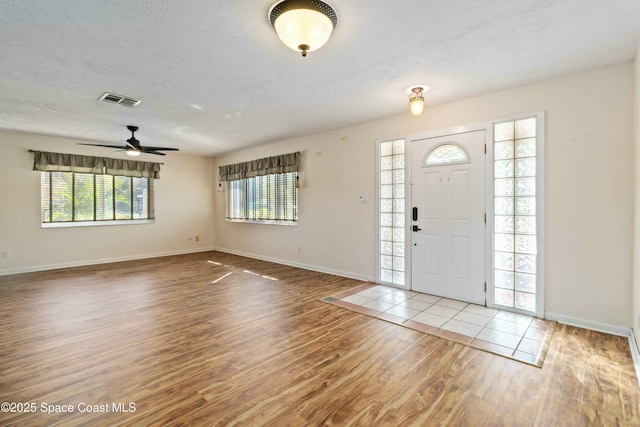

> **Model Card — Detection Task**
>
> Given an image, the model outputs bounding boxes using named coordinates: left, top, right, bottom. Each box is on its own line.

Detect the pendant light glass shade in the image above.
left=410, top=96, right=424, bottom=115
left=409, top=87, right=425, bottom=116
left=269, top=0, right=338, bottom=57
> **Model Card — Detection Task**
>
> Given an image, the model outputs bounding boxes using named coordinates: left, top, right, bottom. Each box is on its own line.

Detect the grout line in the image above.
left=342, top=285, right=535, bottom=346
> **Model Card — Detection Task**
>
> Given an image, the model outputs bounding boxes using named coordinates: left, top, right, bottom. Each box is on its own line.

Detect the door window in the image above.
left=425, top=143, right=469, bottom=166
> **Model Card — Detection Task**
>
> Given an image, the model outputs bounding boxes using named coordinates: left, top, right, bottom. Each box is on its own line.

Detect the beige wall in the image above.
left=634, top=42, right=640, bottom=343
left=0, top=131, right=216, bottom=274
left=0, top=63, right=633, bottom=329
left=215, top=62, right=634, bottom=328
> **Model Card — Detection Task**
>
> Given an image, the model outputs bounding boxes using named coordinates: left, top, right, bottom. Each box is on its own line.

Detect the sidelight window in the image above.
left=492, top=117, right=541, bottom=313
left=378, top=139, right=406, bottom=286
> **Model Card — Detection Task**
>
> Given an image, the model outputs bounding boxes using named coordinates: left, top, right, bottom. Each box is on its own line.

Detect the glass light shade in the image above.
left=273, top=9, right=334, bottom=54
left=126, top=149, right=141, bottom=157
left=410, top=96, right=424, bottom=116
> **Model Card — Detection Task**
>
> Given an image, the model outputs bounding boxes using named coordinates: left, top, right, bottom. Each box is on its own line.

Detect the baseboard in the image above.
left=545, top=312, right=631, bottom=337
left=214, top=246, right=375, bottom=283
left=629, top=331, right=640, bottom=387
left=0, top=247, right=216, bottom=276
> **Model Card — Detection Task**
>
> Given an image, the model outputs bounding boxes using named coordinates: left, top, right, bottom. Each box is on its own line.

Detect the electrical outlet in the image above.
left=0, top=251, right=9, bottom=259
left=195, top=235, right=200, bottom=242
left=297, top=247, right=302, bottom=254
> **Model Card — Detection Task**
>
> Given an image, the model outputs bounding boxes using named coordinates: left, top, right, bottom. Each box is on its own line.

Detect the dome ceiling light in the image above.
left=269, top=0, right=338, bottom=58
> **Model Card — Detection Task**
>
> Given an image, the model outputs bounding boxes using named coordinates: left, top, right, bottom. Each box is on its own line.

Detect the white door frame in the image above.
left=399, top=113, right=545, bottom=317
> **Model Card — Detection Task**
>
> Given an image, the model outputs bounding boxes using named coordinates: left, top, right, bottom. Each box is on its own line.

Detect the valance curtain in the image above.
left=218, top=151, right=300, bottom=181
left=31, top=150, right=161, bottom=179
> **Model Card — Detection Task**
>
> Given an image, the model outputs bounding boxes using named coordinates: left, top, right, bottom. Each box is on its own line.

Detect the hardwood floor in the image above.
left=0, top=251, right=638, bottom=426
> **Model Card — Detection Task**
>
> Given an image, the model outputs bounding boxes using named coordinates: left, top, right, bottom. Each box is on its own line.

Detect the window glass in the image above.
left=41, top=172, right=154, bottom=225
left=379, top=139, right=405, bottom=286
left=225, top=172, right=298, bottom=224
left=425, top=144, right=468, bottom=165
left=493, top=117, right=537, bottom=312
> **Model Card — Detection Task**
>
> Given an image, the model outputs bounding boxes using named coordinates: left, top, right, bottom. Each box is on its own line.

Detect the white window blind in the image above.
left=41, top=172, right=154, bottom=223
left=220, top=152, right=299, bottom=225
left=226, top=172, right=298, bottom=223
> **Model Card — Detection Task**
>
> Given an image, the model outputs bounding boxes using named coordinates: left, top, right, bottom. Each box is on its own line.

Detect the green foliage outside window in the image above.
left=41, top=172, right=153, bottom=223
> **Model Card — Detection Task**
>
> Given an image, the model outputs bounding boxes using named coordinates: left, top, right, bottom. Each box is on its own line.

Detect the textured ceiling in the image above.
left=1, top=0, right=639, bottom=156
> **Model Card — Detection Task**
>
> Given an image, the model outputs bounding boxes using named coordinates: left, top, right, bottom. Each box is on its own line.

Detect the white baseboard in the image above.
left=214, top=246, right=375, bottom=283
left=629, top=331, right=640, bottom=387
left=0, top=247, right=216, bottom=276
left=545, top=312, right=631, bottom=337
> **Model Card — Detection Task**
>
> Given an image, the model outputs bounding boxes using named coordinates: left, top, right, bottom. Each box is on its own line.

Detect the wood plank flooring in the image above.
left=0, top=251, right=638, bottom=426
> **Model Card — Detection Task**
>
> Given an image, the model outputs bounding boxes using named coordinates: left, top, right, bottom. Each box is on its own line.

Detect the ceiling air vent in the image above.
left=98, top=92, right=142, bottom=107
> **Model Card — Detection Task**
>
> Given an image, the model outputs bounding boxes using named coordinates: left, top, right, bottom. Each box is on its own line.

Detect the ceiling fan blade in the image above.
left=78, top=127, right=178, bottom=156
left=119, top=139, right=137, bottom=149
left=78, top=143, right=127, bottom=149
left=140, top=146, right=179, bottom=151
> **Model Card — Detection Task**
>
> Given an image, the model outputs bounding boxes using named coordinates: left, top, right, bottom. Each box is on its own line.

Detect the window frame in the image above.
left=488, top=112, right=545, bottom=318
left=224, top=171, right=298, bottom=226
left=376, top=138, right=407, bottom=288
left=40, top=171, right=155, bottom=228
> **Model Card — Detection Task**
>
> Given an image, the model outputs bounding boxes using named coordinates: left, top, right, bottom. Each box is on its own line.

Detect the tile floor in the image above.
left=330, top=284, right=552, bottom=364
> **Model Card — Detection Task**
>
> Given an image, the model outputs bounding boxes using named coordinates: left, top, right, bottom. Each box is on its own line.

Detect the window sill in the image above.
left=42, top=219, right=155, bottom=229
left=225, top=219, right=298, bottom=227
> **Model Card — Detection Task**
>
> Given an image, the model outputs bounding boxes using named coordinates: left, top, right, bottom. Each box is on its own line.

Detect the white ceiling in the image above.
left=1, top=0, right=639, bottom=156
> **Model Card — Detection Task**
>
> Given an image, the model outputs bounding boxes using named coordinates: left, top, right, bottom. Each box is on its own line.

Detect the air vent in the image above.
left=98, top=92, right=142, bottom=107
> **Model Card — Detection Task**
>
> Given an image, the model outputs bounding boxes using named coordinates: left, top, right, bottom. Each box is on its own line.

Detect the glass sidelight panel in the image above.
left=379, top=139, right=406, bottom=286
left=493, top=117, right=538, bottom=312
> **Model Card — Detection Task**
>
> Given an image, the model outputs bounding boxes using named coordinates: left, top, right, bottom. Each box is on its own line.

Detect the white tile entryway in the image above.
left=328, top=284, right=553, bottom=363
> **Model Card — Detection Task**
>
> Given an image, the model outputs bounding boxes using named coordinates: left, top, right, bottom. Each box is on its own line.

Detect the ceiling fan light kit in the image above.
left=269, top=0, right=338, bottom=57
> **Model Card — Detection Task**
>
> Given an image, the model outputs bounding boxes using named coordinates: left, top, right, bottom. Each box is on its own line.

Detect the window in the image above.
left=425, top=143, right=469, bottom=166
left=492, top=117, right=540, bottom=313
left=41, top=172, right=154, bottom=224
left=226, top=172, right=298, bottom=224
left=219, top=152, right=300, bottom=225
left=378, top=138, right=406, bottom=286
left=32, top=150, right=161, bottom=227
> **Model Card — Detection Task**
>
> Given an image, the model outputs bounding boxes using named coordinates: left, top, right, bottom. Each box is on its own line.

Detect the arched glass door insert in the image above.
left=424, top=143, right=470, bottom=166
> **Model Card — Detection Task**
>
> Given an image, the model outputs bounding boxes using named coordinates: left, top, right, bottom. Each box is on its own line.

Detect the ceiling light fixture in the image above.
left=269, top=0, right=338, bottom=58
left=409, top=87, right=425, bottom=116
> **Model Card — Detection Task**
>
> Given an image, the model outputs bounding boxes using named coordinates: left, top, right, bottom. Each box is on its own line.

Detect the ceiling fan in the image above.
left=78, top=125, right=179, bottom=156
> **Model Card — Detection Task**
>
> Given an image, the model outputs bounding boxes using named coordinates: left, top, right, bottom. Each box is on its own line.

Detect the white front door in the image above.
left=410, top=131, right=486, bottom=305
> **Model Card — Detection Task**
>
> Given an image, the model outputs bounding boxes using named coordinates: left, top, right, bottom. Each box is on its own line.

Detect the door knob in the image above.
left=412, top=225, right=422, bottom=232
